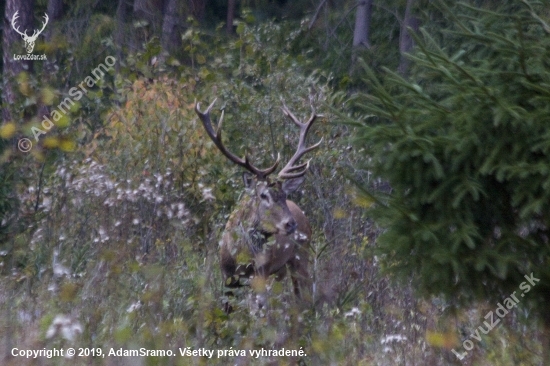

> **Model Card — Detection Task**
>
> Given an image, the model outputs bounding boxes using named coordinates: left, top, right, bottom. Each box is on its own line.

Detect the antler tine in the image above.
left=195, top=99, right=280, bottom=179
left=11, top=11, right=28, bottom=37
left=278, top=104, right=323, bottom=180
left=37, top=14, right=49, bottom=35
left=29, top=14, right=48, bottom=38
left=11, top=11, right=48, bottom=38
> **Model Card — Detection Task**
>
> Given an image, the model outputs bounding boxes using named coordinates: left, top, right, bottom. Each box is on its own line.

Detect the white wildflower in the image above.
left=46, top=315, right=82, bottom=342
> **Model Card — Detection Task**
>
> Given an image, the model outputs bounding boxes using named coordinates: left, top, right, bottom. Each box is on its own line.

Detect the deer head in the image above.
left=11, top=11, right=49, bottom=54
left=195, top=99, right=321, bottom=236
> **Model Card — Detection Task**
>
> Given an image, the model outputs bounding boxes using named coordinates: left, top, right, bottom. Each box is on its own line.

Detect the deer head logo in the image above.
left=11, top=11, right=49, bottom=54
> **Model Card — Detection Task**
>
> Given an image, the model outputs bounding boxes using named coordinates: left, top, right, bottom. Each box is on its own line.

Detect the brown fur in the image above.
left=220, top=180, right=311, bottom=299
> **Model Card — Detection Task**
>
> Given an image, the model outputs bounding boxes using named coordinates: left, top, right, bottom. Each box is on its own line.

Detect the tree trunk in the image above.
left=161, top=0, right=185, bottom=52
left=352, top=0, right=373, bottom=49
left=47, top=0, right=64, bottom=20
left=398, top=0, right=419, bottom=75
left=188, top=0, right=206, bottom=22
left=45, top=0, right=64, bottom=40
left=227, top=0, right=237, bottom=35
left=115, top=0, right=132, bottom=67
left=133, top=0, right=155, bottom=23
left=134, top=0, right=163, bottom=33
left=2, top=0, right=35, bottom=122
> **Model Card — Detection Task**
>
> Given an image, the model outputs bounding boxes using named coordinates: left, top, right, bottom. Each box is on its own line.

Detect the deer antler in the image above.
left=11, top=12, right=48, bottom=40
left=32, top=13, right=49, bottom=39
left=278, top=104, right=323, bottom=179
left=195, top=99, right=280, bottom=180
left=11, top=11, right=28, bottom=38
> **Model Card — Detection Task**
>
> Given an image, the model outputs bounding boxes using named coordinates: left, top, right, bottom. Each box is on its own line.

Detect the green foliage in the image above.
left=349, top=0, right=550, bottom=314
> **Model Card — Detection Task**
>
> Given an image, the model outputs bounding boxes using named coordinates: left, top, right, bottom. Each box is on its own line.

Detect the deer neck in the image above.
left=247, top=227, right=271, bottom=253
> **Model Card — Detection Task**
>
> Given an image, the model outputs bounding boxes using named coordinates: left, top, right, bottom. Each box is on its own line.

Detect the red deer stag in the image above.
left=195, top=99, right=321, bottom=308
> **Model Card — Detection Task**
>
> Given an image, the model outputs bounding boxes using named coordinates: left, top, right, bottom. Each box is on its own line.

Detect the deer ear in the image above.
left=242, top=172, right=255, bottom=189
left=281, top=177, right=305, bottom=195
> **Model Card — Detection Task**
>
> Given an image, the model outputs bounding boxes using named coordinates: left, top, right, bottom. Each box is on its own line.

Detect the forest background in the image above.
left=1, top=0, right=550, bottom=365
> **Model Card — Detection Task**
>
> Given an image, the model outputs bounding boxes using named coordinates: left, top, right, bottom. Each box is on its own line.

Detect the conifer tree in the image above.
left=350, top=1, right=550, bottom=360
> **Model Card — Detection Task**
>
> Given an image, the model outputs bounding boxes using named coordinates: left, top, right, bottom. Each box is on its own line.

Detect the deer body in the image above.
left=219, top=182, right=311, bottom=296
left=195, top=99, right=321, bottom=307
